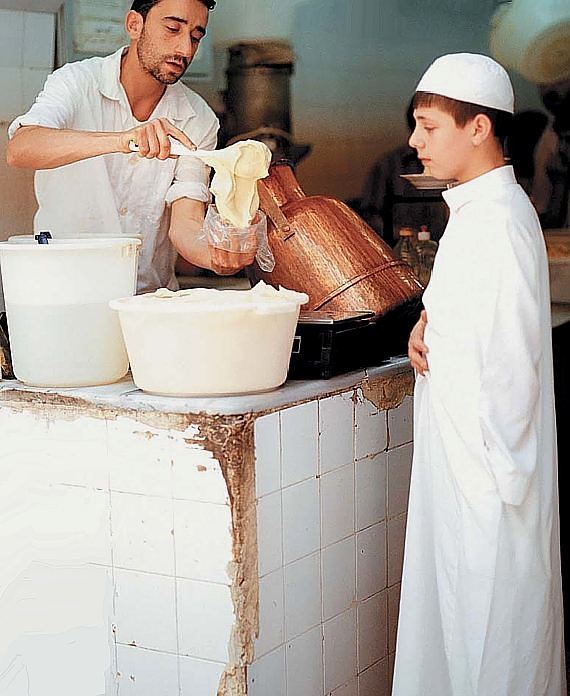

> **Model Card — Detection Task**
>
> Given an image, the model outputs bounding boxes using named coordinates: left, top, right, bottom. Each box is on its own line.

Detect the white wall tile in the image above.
left=319, top=392, right=354, bottom=474
left=356, top=452, right=387, bottom=532
left=282, top=478, right=320, bottom=564
left=39, top=418, right=109, bottom=490
left=387, top=396, right=413, bottom=449
left=254, top=412, right=281, bottom=498
left=323, top=608, right=357, bottom=694
left=355, top=393, right=387, bottom=461
left=179, top=655, right=225, bottom=696
left=254, top=568, right=285, bottom=658
left=331, top=678, right=358, bottom=696
left=0, top=10, right=23, bottom=68
left=114, top=569, right=177, bottom=654
left=281, top=402, right=318, bottom=487
left=257, top=491, right=283, bottom=577
left=387, top=583, right=401, bottom=655
left=389, top=653, right=396, bottom=693
left=322, top=536, right=356, bottom=621
left=172, top=446, right=228, bottom=505
left=387, top=444, right=412, bottom=519
left=358, top=657, right=390, bottom=696
left=358, top=591, right=388, bottom=672
left=106, top=638, right=118, bottom=696
left=248, top=645, right=286, bottom=696
left=321, top=463, right=355, bottom=547
left=116, top=645, right=178, bottom=696
left=61, top=486, right=112, bottom=566
left=387, top=514, right=407, bottom=587
left=111, top=492, right=175, bottom=576
left=285, top=625, right=323, bottom=696
left=357, top=522, right=387, bottom=601
left=174, top=500, right=232, bottom=584
left=284, top=552, right=320, bottom=640
left=23, top=12, right=55, bottom=69
left=108, top=425, right=172, bottom=499
left=177, top=578, right=235, bottom=663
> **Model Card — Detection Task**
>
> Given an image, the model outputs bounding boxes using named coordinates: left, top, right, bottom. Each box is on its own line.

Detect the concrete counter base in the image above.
left=0, top=358, right=414, bottom=696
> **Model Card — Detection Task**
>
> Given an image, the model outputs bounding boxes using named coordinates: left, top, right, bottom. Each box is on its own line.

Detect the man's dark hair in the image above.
left=131, top=0, right=216, bottom=18
left=413, top=91, right=513, bottom=148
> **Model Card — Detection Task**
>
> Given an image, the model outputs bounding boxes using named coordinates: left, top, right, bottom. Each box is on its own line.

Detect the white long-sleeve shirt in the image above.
left=8, top=47, right=219, bottom=292
left=424, top=165, right=548, bottom=506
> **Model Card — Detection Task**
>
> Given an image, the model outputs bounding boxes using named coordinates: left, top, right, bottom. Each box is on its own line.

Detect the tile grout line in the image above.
left=171, top=455, right=183, bottom=696
left=352, top=392, right=361, bottom=688
left=278, top=409, right=288, bottom=696
left=105, top=418, right=119, bottom=696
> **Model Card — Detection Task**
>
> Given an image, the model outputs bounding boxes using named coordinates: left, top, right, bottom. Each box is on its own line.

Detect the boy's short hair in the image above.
left=413, top=91, right=513, bottom=146
left=131, top=0, right=216, bottom=18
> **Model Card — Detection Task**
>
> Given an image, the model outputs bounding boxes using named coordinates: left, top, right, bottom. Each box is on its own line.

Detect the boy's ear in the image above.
left=125, top=10, right=144, bottom=40
left=471, top=114, right=493, bottom=146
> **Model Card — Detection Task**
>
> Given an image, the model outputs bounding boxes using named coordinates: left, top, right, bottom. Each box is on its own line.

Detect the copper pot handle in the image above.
left=258, top=180, right=296, bottom=241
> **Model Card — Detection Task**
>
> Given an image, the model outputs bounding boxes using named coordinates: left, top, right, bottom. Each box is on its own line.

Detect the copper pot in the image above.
left=256, top=162, right=423, bottom=316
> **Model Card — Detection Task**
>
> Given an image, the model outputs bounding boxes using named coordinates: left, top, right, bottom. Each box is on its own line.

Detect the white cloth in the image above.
left=416, top=53, right=515, bottom=114
left=393, top=166, right=565, bottom=696
left=8, top=47, right=219, bottom=293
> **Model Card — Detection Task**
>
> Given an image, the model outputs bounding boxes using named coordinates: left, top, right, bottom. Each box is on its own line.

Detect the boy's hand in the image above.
left=408, top=310, right=429, bottom=375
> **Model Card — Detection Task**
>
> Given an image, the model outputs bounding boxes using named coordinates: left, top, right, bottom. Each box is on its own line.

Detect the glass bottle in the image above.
left=416, top=225, right=438, bottom=287
left=394, top=227, right=419, bottom=277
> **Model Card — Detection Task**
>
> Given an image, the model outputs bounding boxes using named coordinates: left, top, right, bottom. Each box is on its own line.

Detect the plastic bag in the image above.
left=202, top=204, right=275, bottom=272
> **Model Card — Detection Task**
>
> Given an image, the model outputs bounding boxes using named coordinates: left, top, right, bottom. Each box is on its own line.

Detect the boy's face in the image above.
left=409, top=106, right=475, bottom=182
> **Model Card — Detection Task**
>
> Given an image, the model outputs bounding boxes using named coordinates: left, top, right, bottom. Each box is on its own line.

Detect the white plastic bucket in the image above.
left=110, top=283, right=308, bottom=396
left=0, top=237, right=141, bottom=387
left=490, top=0, right=570, bottom=84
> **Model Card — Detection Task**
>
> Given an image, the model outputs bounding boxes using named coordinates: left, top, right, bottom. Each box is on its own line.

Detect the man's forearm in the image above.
left=169, top=221, right=214, bottom=271
left=6, top=126, right=122, bottom=169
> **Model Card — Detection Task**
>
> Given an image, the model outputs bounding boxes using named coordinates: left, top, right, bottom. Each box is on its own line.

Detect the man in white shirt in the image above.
left=397, top=53, right=565, bottom=695
left=6, top=0, right=254, bottom=292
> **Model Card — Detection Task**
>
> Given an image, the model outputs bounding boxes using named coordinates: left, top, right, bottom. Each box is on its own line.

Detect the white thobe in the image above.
left=392, top=166, right=565, bottom=696
left=8, top=48, right=219, bottom=293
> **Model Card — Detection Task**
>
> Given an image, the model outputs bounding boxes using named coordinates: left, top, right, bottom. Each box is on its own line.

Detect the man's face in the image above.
left=409, top=106, right=474, bottom=182
left=135, top=0, right=209, bottom=85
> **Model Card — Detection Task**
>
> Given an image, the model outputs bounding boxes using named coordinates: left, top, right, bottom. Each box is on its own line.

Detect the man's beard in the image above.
left=136, top=32, right=189, bottom=85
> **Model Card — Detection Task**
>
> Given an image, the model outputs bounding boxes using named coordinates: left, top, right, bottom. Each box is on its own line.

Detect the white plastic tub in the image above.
left=490, top=0, right=570, bottom=83
left=0, top=237, right=141, bottom=387
left=110, top=282, right=308, bottom=396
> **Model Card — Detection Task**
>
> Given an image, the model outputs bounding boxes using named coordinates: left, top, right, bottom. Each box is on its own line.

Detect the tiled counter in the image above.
left=0, top=357, right=414, bottom=696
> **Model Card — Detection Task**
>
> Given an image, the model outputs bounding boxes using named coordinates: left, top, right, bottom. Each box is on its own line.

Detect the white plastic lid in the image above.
left=418, top=231, right=431, bottom=241
left=0, top=237, right=142, bottom=253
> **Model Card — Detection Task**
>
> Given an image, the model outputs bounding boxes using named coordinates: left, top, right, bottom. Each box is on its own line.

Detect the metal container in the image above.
left=256, top=162, right=423, bottom=317
left=224, top=41, right=294, bottom=142
left=225, top=65, right=292, bottom=137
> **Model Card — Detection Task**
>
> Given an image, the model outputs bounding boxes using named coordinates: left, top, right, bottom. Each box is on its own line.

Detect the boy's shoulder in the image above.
left=462, top=186, right=540, bottom=239
left=458, top=189, right=543, bottom=272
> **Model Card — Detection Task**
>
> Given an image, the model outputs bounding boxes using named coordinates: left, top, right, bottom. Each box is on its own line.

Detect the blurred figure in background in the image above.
left=532, top=78, right=570, bottom=229
left=356, top=100, right=448, bottom=246
left=506, top=110, right=548, bottom=195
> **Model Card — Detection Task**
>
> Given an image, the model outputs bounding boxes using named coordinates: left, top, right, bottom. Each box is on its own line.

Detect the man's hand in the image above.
left=208, top=229, right=257, bottom=275
left=408, top=310, right=429, bottom=375
left=118, top=118, right=196, bottom=160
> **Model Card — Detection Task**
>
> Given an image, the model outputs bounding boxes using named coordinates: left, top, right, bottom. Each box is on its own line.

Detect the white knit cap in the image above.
left=415, top=53, right=515, bottom=114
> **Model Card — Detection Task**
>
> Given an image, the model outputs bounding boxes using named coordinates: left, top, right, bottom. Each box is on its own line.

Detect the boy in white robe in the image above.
left=393, top=53, right=565, bottom=696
